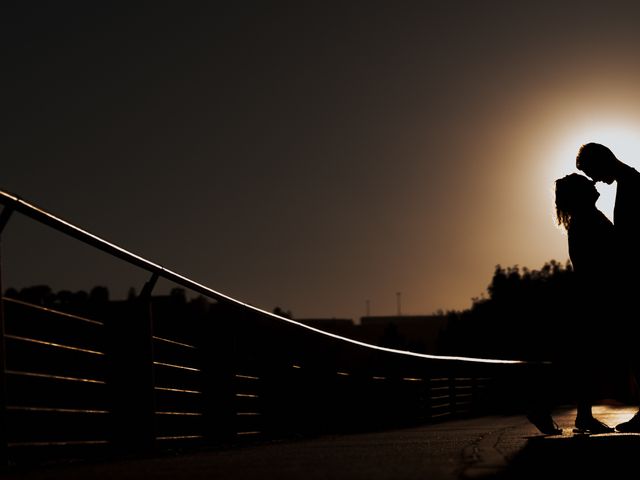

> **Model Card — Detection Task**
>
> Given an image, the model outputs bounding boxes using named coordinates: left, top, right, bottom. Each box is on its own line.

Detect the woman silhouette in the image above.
left=550, top=173, right=616, bottom=433
left=527, top=173, right=617, bottom=434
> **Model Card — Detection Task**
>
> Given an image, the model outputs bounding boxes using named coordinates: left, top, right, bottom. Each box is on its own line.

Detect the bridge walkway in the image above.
left=1, top=405, right=635, bottom=480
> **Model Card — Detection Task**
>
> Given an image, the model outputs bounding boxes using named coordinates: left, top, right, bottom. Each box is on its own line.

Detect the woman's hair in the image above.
left=555, top=173, right=596, bottom=230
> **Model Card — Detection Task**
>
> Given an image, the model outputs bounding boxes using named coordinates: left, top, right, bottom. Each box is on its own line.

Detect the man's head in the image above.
left=576, top=142, right=618, bottom=184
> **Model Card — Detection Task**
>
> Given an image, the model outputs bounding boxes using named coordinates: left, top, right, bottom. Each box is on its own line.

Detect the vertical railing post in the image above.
left=0, top=203, right=16, bottom=468
left=471, top=375, right=478, bottom=415
left=199, top=301, right=237, bottom=443
left=0, top=250, right=6, bottom=469
left=107, top=272, right=157, bottom=454
left=449, top=376, right=456, bottom=417
left=260, top=337, right=291, bottom=439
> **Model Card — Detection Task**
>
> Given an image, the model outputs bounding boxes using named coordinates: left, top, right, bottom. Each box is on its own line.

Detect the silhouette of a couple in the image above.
left=528, top=142, right=640, bottom=435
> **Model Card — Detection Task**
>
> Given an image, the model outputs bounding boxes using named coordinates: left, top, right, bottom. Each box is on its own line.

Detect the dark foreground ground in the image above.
left=1, top=406, right=637, bottom=480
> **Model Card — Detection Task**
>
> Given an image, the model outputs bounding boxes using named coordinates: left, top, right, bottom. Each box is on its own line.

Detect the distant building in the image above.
left=296, top=315, right=449, bottom=355
left=296, top=318, right=356, bottom=338
left=358, top=315, right=449, bottom=354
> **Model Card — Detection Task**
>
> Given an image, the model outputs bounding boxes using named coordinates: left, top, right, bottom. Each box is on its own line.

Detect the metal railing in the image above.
left=0, top=189, right=534, bottom=466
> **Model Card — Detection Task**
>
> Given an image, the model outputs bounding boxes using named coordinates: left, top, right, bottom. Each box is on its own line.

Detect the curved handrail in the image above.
left=0, top=189, right=528, bottom=365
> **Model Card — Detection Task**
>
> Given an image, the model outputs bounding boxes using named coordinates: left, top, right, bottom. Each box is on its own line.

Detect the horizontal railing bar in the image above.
left=153, top=361, right=200, bottom=372
left=152, top=336, right=197, bottom=349
left=155, top=411, right=203, bottom=416
left=5, top=334, right=104, bottom=356
left=155, top=386, right=202, bottom=395
left=430, top=395, right=450, bottom=401
left=2, top=297, right=104, bottom=326
left=431, top=412, right=450, bottom=418
left=156, top=435, right=203, bottom=441
left=5, top=370, right=105, bottom=385
left=8, top=440, right=109, bottom=447
left=6, top=406, right=109, bottom=414
left=0, top=189, right=533, bottom=365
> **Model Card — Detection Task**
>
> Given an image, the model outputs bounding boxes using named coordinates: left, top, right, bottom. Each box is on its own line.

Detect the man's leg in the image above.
left=615, top=355, right=640, bottom=432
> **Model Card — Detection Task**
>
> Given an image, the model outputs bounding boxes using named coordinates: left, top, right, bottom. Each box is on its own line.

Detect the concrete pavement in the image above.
left=1, top=405, right=637, bottom=480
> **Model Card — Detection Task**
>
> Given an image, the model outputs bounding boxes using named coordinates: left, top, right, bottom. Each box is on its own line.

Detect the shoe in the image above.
left=574, top=417, right=614, bottom=434
left=526, top=410, right=562, bottom=435
left=616, top=411, right=640, bottom=432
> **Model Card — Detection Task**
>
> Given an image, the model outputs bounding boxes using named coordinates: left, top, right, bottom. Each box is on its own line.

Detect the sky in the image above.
left=4, top=2, right=640, bottom=321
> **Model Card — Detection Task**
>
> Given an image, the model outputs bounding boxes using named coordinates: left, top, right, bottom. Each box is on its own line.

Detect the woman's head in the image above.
left=555, top=173, right=600, bottom=230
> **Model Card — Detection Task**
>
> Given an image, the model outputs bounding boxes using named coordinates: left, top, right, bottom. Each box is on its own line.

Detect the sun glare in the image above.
left=544, top=119, right=640, bottom=222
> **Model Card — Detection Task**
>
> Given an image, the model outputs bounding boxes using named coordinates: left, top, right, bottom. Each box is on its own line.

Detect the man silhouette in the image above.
left=576, top=142, right=640, bottom=432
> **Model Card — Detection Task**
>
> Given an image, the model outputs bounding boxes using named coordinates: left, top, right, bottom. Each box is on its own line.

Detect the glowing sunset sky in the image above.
left=4, top=2, right=640, bottom=320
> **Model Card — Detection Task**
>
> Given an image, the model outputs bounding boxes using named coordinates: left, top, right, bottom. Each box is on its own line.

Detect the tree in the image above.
left=273, top=306, right=293, bottom=319
left=439, top=260, right=576, bottom=360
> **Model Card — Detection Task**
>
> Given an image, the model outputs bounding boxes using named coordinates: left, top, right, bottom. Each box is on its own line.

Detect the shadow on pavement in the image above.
left=499, top=433, right=640, bottom=479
